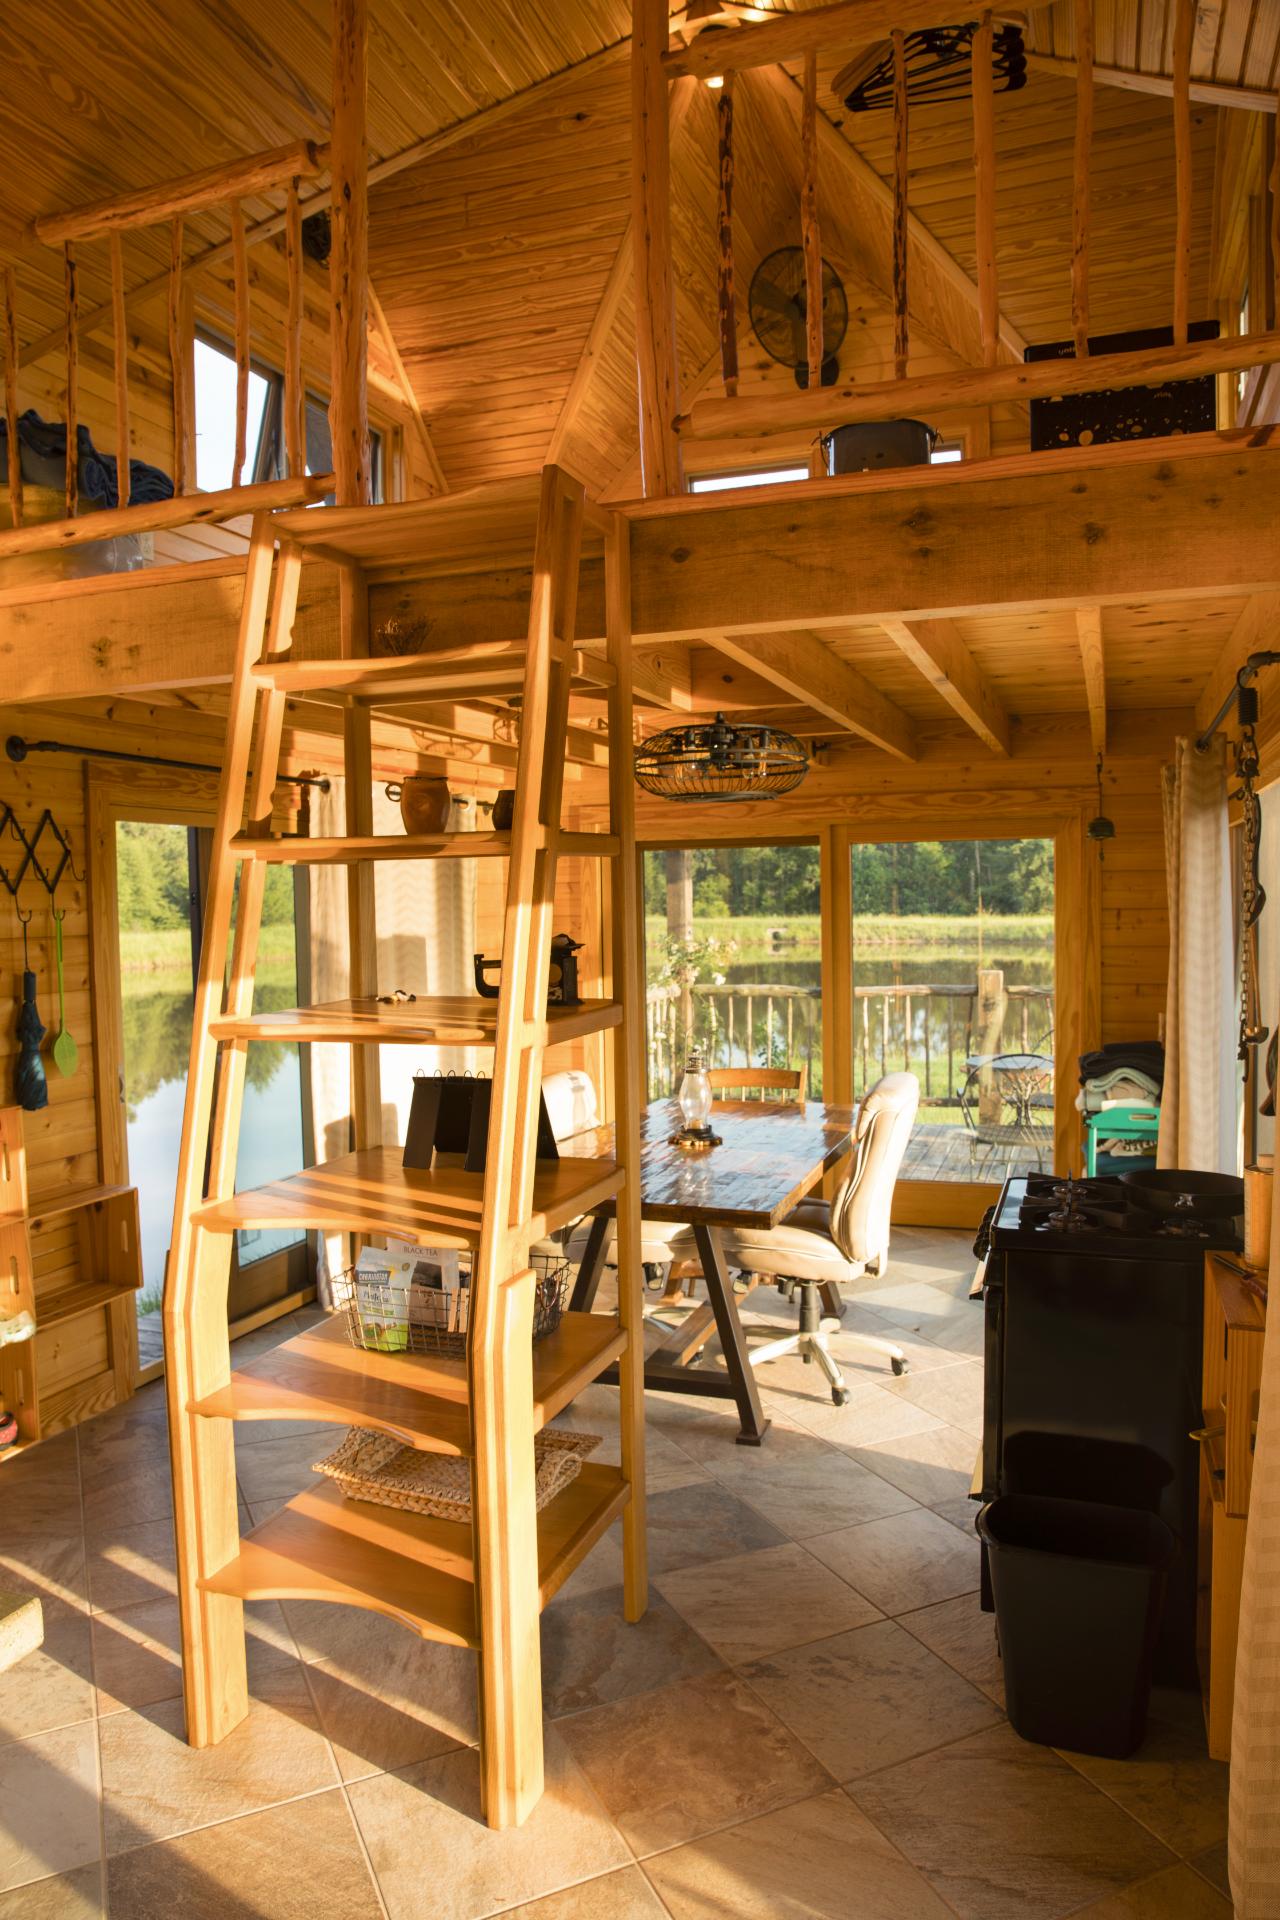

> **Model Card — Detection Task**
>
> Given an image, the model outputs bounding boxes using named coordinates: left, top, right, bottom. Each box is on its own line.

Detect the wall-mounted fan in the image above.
left=748, top=247, right=848, bottom=389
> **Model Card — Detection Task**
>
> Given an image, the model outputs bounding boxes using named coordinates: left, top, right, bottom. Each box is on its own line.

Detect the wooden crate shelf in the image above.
left=190, top=1309, right=628, bottom=1455
left=200, top=1464, right=630, bottom=1646
left=36, top=1273, right=144, bottom=1331
left=193, top=1146, right=622, bottom=1248
left=209, top=994, right=623, bottom=1049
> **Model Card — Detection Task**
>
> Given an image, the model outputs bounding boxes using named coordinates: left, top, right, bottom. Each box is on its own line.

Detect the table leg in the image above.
left=691, top=1223, right=771, bottom=1447
left=568, top=1211, right=612, bottom=1313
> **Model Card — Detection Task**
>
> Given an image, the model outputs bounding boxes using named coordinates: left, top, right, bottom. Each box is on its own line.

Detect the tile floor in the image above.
left=0, top=1227, right=1233, bottom=1919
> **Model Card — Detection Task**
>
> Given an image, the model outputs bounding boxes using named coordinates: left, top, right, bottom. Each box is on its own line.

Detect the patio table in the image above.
left=568, top=1097, right=857, bottom=1445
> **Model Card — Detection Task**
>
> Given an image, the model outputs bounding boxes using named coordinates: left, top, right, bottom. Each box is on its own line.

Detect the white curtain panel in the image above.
left=307, top=775, right=480, bottom=1303
left=1231, top=1093, right=1280, bottom=1915
left=1157, top=736, right=1238, bottom=1175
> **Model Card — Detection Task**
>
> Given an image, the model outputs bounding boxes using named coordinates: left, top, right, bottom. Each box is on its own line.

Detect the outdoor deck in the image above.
left=901, top=1119, right=1049, bottom=1184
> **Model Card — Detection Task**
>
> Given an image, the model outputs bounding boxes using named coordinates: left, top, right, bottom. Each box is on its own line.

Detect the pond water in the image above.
left=122, top=978, right=307, bottom=1297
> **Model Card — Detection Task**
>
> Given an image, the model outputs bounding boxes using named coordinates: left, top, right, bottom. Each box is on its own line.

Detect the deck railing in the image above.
left=646, top=974, right=1055, bottom=1106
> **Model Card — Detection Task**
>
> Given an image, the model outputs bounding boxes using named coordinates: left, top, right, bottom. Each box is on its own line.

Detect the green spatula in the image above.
left=52, top=913, right=78, bottom=1078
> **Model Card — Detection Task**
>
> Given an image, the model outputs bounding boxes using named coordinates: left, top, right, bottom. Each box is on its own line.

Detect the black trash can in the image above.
left=976, top=1494, right=1176, bottom=1758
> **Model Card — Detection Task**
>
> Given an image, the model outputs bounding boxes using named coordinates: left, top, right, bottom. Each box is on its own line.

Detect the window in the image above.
left=194, top=333, right=382, bottom=500
left=689, top=442, right=963, bottom=493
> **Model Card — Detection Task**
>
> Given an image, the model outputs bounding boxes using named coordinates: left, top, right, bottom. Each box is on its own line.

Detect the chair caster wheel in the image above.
left=832, top=1387, right=850, bottom=1406
left=891, top=1355, right=907, bottom=1376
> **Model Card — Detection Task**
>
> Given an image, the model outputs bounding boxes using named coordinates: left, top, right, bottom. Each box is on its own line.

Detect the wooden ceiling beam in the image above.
left=1076, top=607, right=1106, bottom=755
left=703, top=631, right=917, bottom=759
left=1195, top=591, right=1280, bottom=734
left=881, top=616, right=1011, bottom=754
left=1025, top=50, right=1277, bottom=115
left=663, top=0, right=1009, bottom=81
left=33, top=140, right=329, bottom=248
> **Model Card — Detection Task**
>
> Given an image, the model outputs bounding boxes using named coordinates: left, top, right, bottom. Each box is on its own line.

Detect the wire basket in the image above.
left=334, top=1250, right=571, bottom=1358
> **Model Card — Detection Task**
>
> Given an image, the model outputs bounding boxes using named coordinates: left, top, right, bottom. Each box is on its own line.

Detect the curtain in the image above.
left=1230, top=1087, right=1280, bottom=1915
left=1157, top=736, right=1238, bottom=1174
left=307, top=775, right=479, bottom=1304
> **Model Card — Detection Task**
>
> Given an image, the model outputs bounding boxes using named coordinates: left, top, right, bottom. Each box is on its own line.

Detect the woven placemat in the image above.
left=314, top=1425, right=601, bottom=1521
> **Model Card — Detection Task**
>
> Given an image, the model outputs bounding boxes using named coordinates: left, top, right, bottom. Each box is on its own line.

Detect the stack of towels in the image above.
left=1076, top=1042, right=1164, bottom=1162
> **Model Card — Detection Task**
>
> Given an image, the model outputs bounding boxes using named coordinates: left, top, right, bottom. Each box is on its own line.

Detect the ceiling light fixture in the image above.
left=633, top=712, right=809, bottom=802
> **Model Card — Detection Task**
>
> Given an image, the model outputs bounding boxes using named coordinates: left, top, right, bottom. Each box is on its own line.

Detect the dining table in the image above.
left=568, top=1096, right=858, bottom=1445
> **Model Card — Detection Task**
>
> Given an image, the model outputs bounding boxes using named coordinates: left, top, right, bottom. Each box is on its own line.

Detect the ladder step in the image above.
left=255, top=649, right=616, bottom=702
left=210, top=995, right=623, bottom=1047
left=229, top=830, right=620, bottom=864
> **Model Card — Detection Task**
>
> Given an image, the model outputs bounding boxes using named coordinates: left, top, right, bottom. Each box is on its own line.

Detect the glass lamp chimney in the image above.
left=678, top=1048, right=713, bottom=1133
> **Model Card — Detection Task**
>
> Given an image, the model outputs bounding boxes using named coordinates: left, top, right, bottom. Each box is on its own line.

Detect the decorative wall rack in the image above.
left=0, top=804, right=80, bottom=903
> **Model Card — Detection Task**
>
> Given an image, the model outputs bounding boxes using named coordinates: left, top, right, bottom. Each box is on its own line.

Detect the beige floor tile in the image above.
left=709, top=1433, right=922, bottom=1541
left=500, top=1867, right=667, bottom=1918
left=642, top=1786, right=955, bottom=1919
left=298, top=1608, right=475, bottom=1778
left=84, top=1516, right=186, bottom=1614
left=897, top=1588, right=1005, bottom=1705
left=234, top=1429, right=331, bottom=1505
left=830, top=1305, right=974, bottom=1379
left=780, top=1379, right=945, bottom=1448
left=0, top=1433, right=81, bottom=1537
left=79, top=1457, right=172, bottom=1535
left=0, top=1720, right=101, bottom=1892
left=98, top=1670, right=338, bottom=1853
left=556, top=1668, right=831, bottom=1858
left=843, top=1424, right=981, bottom=1509
left=805, top=1507, right=981, bottom=1616
left=1065, top=1862, right=1233, bottom=1917
left=541, top=1584, right=721, bottom=1717
left=92, top=1595, right=295, bottom=1716
left=887, top=1357, right=986, bottom=1436
left=1060, top=1688, right=1230, bottom=1857
left=106, top=1787, right=383, bottom=1919
left=642, top=1482, right=788, bottom=1576
left=1189, top=1841, right=1230, bottom=1896
left=348, top=1726, right=629, bottom=1920
left=0, top=1864, right=103, bottom=1919
left=930, top=1494, right=983, bottom=1535
left=0, top=1600, right=94, bottom=1745
left=849, top=1722, right=1175, bottom=1920
left=0, top=1530, right=89, bottom=1612
left=554, top=1525, right=627, bottom=1601
left=655, top=1541, right=881, bottom=1665
left=743, top=1616, right=1001, bottom=1782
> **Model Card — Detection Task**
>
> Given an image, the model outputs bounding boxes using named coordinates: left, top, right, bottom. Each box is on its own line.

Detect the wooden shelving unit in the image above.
left=163, top=464, right=647, bottom=1830
left=0, top=1108, right=142, bottom=1460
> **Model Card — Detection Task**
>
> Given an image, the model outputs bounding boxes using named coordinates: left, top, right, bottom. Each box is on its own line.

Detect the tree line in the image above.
left=117, top=821, right=295, bottom=934
left=644, top=840, right=1053, bottom=921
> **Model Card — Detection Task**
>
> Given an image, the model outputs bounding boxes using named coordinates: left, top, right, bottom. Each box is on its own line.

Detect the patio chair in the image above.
left=708, top=1065, right=807, bottom=1102
left=958, top=1051, right=1054, bottom=1175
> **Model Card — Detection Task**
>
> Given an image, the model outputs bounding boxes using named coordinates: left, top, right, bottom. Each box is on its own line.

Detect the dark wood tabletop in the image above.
left=574, top=1099, right=858, bottom=1230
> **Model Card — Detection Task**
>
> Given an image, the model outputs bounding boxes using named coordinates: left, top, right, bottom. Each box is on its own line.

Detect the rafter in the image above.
left=1076, top=607, right=1106, bottom=755
left=1025, top=50, right=1277, bottom=116
left=705, top=631, right=917, bottom=759
left=881, top=617, right=1010, bottom=754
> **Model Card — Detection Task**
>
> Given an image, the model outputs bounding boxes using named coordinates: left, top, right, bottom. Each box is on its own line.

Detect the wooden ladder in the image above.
left=162, top=464, right=646, bottom=1829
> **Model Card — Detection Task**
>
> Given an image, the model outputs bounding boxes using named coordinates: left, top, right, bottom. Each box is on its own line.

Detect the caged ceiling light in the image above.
left=633, top=712, right=809, bottom=802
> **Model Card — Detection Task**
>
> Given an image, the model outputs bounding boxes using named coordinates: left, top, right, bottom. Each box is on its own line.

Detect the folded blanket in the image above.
left=1, top=408, right=173, bottom=510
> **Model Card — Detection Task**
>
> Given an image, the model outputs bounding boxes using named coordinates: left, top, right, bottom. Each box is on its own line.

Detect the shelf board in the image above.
left=200, top=1462, right=628, bottom=1646
left=209, top=994, right=623, bottom=1048
left=257, top=647, right=614, bottom=703
left=193, top=1147, right=622, bottom=1249
left=36, top=1274, right=141, bottom=1329
left=189, top=1309, right=627, bottom=1454
left=229, top=830, right=619, bottom=865
left=26, top=1183, right=133, bottom=1229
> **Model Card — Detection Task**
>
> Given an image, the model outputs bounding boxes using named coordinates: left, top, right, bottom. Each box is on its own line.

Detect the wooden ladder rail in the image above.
left=163, top=514, right=297, bottom=1746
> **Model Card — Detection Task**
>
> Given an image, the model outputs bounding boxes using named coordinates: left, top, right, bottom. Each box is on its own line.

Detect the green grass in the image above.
left=119, top=924, right=297, bottom=980
left=645, top=912, right=1053, bottom=961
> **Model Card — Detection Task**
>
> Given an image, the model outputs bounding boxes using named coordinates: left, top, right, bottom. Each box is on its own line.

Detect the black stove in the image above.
left=991, top=1172, right=1242, bottom=1258
left=979, top=1170, right=1241, bottom=1686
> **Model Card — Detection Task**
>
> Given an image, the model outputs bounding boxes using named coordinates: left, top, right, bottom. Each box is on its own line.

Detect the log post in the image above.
left=284, top=178, right=305, bottom=477
left=632, top=0, right=682, bottom=497
left=168, top=218, right=187, bottom=494
left=330, top=0, right=371, bottom=506
left=716, top=73, right=738, bottom=398
left=3, top=268, right=22, bottom=529
left=109, top=233, right=131, bottom=508
left=1173, top=0, right=1193, bottom=345
left=801, top=50, right=824, bottom=393
left=230, top=201, right=251, bottom=486
left=1072, top=0, right=1093, bottom=357
left=64, top=244, right=78, bottom=516
left=891, top=28, right=909, bottom=380
left=977, top=964, right=1005, bottom=1125
left=1271, top=98, right=1279, bottom=333
left=972, top=11, right=999, bottom=368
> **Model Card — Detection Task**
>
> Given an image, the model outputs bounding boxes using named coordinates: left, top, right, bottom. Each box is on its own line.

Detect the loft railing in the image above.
left=1, top=1, right=370, bottom=556
left=646, top=974, right=1055, bottom=1108
left=629, top=0, right=1280, bottom=491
